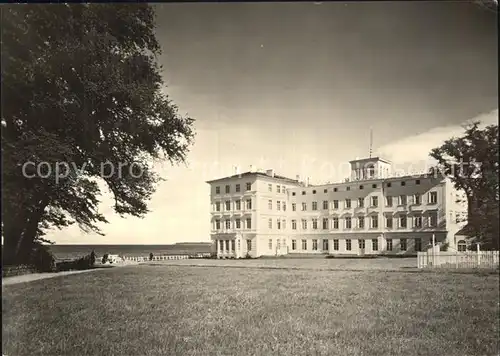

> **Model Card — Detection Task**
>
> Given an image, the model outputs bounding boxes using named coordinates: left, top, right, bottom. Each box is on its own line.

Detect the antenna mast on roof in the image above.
left=369, top=127, right=373, bottom=158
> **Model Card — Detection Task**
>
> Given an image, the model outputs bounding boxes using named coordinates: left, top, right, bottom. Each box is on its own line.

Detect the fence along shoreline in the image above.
left=121, top=253, right=212, bottom=262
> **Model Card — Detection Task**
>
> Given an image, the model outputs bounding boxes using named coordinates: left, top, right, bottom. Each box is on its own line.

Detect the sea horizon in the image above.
left=50, top=242, right=211, bottom=246
left=0, top=242, right=213, bottom=261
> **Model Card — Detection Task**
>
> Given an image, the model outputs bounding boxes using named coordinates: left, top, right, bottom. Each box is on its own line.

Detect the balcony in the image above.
left=367, top=205, right=379, bottom=213
left=354, top=206, right=366, bottom=214
left=395, top=204, right=408, bottom=212
left=425, top=203, right=439, bottom=211
left=408, top=203, right=424, bottom=212
left=211, top=229, right=246, bottom=236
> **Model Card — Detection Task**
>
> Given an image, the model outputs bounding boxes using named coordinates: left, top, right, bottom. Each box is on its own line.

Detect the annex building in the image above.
left=206, top=157, right=467, bottom=258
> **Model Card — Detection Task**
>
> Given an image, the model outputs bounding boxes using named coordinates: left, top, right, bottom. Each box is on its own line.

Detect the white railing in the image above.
left=417, top=251, right=500, bottom=269
left=122, top=253, right=211, bottom=262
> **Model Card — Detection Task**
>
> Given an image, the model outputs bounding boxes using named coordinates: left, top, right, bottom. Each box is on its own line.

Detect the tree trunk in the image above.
left=2, top=204, right=29, bottom=266
left=3, top=195, right=49, bottom=265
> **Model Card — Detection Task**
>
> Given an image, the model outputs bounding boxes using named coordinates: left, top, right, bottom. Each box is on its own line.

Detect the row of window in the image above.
left=214, top=218, right=252, bottom=230
left=215, top=182, right=253, bottom=195
left=214, top=213, right=438, bottom=231
left=216, top=239, right=253, bottom=252
left=288, top=214, right=436, bottom=230
left=215, top=179, right=426, bottom=196
left=268, top=200, right=287, bottom=210
left=289, top=237, right=421, bottom=251
left=290, top=192, right=437, bottom=211
left=269, top=238, right=287, bottom=250
left=291, top=179, right=423, bottom=196
left=214, top=199, right=253, bottom=212
left=267, top=183, right=287, bottom=193
left=214, top=183, right=289, bottom=195
left=213, top=192, right=438, bottom=213
left=216, top=238, right=425, bottom=253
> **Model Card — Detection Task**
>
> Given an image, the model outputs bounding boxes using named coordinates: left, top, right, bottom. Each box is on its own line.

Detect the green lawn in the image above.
left=2, top=264, right=499, bottom=356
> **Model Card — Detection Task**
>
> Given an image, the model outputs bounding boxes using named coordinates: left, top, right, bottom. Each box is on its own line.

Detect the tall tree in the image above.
left=429, top=121, right=499, bottom=250
left=1, top=4, right=195, bottom=265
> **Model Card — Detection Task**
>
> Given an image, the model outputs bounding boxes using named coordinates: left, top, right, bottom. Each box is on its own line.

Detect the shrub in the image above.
left=2, top=265, right=38, bottom=277
left=102, top=254, right=109, bottom=264
left=56, top=254, right=95, bottom=272
left=30, top=243, right=56, bottom=272
left=440, top=242, right=450, bottom=252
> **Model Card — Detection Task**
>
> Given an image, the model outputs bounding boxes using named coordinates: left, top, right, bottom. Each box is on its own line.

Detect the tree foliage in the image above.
left=1, top=4, right=195, bottom=265
left=429, top=121, right=499, bottom=250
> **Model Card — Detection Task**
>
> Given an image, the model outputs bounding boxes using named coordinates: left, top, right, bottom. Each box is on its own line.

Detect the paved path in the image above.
left=2, top=262, right=139, bottom=287
left=2, top=269, right=104, bottom=286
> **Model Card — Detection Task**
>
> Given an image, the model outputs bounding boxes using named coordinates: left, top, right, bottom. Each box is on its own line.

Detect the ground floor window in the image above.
left=359, top=239, right=365, bottom=249
left=372, top=239, right=378, bottom=251
left=457, top=240, right=467, bottom=252
left=225, top=240, right=230, bottom=251
left=301, top=239, right=307, bottom=250
left=400, top=238, right=407, bottom=251
left=346, top=239, right=352, bottom=251
left=292, top=240, right=297, bottom=250
left=386, top=239, right=393, bottom=251
left=268, top=239, right=272, bottom=250
left=247, top=239, right=252, bottom=251
left=333, top=239, right=339, bottom=251
left=312, top=239, right=318, bottom=250
left=231, top=240, right=235, bottom=251
left=322, top=239, right=329, bottom=251
left=414, top=238, right=421, bottom=252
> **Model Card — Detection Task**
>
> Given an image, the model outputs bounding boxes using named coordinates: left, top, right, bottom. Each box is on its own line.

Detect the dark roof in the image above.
left=206, top=171, right=300, bottom=184
left=455, top=224, right=475, bottom=237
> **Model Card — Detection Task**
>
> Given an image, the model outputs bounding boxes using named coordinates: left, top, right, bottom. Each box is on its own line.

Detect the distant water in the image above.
left=48, top=243, right=212, bottom=260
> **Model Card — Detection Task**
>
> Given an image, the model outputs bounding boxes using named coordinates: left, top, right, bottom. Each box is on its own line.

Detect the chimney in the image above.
left=266, top=169, right=275, bottom=177
left=249, top=165, right=254, bottom=172
left=236, top=165, right=241, bottom=175
left=306, top=177, right=310, bottom=187
left=296, top=174, right=301, bottom=182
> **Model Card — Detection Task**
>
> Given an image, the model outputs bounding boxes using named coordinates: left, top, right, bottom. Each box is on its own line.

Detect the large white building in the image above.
left=207, top=157, right=467, bottom=258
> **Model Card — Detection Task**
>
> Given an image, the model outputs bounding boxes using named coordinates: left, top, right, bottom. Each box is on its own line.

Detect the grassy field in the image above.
left=2, top=263, right=499, bottom=356
left=141, top=256, right=420, bottom=271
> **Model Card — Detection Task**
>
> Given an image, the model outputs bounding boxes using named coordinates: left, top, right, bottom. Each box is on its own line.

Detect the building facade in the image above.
left=207, top=157, right=467, bottom=258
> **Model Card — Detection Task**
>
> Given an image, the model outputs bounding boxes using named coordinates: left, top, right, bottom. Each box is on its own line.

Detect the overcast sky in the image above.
left=50, top=1, right=498, bottom=244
